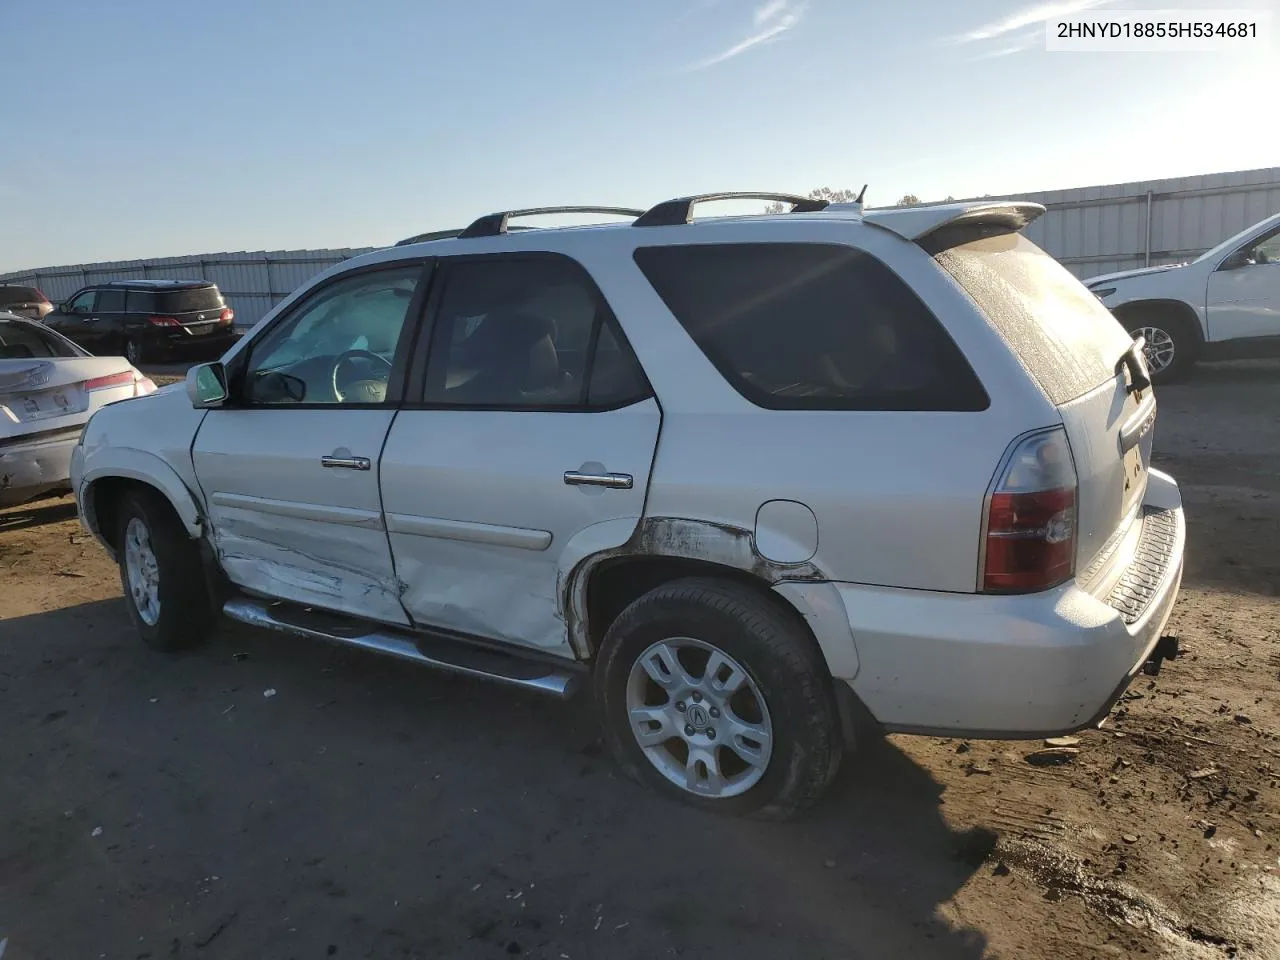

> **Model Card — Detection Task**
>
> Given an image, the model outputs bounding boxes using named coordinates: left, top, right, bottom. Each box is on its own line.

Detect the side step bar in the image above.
left=222, top=597, right=581, bottom=700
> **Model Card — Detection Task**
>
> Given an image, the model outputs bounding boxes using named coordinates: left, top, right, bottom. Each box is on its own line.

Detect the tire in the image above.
left=115, top=489, right=213, bottom=651
left=594, top=577, right=843, bottom=820
left=124, top=337, right=146, bottom=366
left=1120, top=307, right=1197, bottom=384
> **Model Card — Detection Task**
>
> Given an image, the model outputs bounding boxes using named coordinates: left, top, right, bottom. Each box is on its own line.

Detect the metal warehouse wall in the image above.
left=4, top=166, right=1278, bottom=315
left=984, top=166, right=1280, bottom=279
left=0, top=248, right=377, bottom=330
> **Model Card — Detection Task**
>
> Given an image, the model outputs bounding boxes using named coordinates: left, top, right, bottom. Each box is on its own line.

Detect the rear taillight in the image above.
left=84, top=371, right=135, bottom=391
left=84, top=369, right=156, bottom=397
left=148, top=315, right=179, bottom=327
left=981, top=427, right=1078, bottom=594
left=219, top=307, right=235, bottom=325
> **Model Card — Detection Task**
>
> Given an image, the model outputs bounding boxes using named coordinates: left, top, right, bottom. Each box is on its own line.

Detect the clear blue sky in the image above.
left=2, top=0, right=1277, bottom=272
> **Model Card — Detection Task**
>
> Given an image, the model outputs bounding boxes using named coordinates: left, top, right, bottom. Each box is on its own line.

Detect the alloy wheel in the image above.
left=625, top=637, right=774, bottom=799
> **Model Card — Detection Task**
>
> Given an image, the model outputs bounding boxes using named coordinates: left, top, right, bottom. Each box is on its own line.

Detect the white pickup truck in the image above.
left=1084, top=211, right=1280, bottom=382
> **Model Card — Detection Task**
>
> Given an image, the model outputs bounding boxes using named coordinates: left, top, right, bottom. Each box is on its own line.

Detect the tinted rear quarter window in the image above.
left=634, top=243, right=988, bottom=411
left=933, top=233, right=1133, bottom=404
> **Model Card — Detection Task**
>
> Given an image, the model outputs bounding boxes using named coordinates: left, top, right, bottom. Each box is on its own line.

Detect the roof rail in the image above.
left=458, top=206, right=646, bottom=240
left=395, top=228, right=463, bottom=247
left=633, top=192, right=830, bottom=228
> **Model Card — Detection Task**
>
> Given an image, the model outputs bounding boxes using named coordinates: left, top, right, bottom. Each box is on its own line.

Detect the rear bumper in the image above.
left=829, top=469, right=1185, bottom=738
left=0, top=427, right=81, bottom=507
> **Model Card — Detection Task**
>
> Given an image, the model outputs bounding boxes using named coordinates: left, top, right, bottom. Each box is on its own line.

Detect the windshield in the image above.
left=1193, top=212, right=1280, bottom=263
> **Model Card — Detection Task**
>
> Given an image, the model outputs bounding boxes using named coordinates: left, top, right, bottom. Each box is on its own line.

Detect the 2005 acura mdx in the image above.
left=71, top=194, right=1185, bottom=819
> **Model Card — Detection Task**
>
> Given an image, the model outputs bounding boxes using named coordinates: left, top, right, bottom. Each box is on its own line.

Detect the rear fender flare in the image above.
left=558, top=517, right=858, bottom=676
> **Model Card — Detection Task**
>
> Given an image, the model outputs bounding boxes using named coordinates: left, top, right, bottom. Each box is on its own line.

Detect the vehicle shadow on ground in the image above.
left=0, top=498, right=77, bottom=533
left=1183, top=359, right=1280, bottom=384
left=0, top=599, right=991, bottom=959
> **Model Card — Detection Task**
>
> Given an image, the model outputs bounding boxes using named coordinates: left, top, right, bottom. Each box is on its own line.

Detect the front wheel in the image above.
left=1122, top=310, right=1196, bottom=384
left=116, top=490, right=213, bottom=650
left=594, top=578, right=843, bottom=820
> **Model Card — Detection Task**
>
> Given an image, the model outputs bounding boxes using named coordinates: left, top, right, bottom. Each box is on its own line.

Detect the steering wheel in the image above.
left=331, top=349, right=393, bottom=403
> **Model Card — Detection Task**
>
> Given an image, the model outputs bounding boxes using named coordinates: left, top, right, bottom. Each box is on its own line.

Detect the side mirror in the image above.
left=187, top=362, right=228, bottom=409
left=1219, top=250, right=1252, bottom=271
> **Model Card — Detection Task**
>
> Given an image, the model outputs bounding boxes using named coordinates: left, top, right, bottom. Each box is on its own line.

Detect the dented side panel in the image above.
left=560, top=516, right=826, bottom=657
left=381, top=400, right=662, bottom=657
left=191, top=407, right=410, bottom=625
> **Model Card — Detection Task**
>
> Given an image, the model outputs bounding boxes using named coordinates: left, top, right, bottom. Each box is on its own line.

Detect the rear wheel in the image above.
left=115, top=489, right=213, bottom=651
left=594, top=577, right=843, bottom=820
left=1120, top=306, right=1197, bottom=384
left=124, top=337, right=146, bottom=366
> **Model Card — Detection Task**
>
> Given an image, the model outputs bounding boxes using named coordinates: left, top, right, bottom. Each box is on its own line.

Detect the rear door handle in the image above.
left=321, top=455, right=371, bottom=471
left=563, top=470, right=633, bottom=490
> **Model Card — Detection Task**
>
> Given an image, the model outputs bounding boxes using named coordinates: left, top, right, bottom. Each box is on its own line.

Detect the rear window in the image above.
left=633, top=243, right=988, bottom=411
left=0, top=320, right=81, bottom=359
left=155, top=286, right=225, bottom=313
left=933, top=233, right=1134, bottom=405
left=0, top=286, right=43, bottom=305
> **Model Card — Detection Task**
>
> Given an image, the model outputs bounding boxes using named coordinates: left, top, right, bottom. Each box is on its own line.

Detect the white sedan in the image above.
left=1, top=311, right=156, bottom=508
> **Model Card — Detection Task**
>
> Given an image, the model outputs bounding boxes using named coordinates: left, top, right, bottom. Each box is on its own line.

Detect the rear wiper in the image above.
left=1117, top=338, right=1152, bottom=395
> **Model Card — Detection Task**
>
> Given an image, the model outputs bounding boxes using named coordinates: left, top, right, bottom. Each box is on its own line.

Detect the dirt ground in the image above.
left=1, top=362, right=1277, bottom=960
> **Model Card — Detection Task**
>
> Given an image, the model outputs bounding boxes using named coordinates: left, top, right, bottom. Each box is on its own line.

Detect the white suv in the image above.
left=71, top=194, right=1186, bottom=819
left=1084, top=210, right=1280, bottom=382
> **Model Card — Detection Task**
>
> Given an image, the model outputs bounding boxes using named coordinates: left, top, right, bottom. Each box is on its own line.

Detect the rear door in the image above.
left=380, top=254, right=660, bottom=657
left=91, top=288, right=128, bottom=353
left=932, top=233, right=1151, bottom=574
left=191, top=262, right=429, bottom=624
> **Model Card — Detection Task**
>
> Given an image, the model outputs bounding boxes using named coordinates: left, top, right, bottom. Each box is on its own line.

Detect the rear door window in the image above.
left=422, top=256, right=649, bottom=410
left=96, top=290, right=126, bottom=312
left=633, top=243, right=988, bottom=411
left=932, top=233, right=1133, bottom=404
left=126, top=290, right=156, bottom=313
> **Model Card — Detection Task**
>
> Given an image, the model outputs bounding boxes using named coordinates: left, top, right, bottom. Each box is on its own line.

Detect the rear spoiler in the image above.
left=861, top=202, right=1046, bottom=251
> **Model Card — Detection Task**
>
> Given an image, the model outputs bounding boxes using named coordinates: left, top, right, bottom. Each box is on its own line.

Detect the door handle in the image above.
left=321, top=455, right=371, bottom=471
left=564, top=470, right=633, bottom=490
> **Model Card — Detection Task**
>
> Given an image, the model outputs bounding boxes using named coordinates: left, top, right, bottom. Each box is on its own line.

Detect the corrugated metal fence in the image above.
left=0, top=248, right=377, bottom=330
left=982, top=166, right=1280, bottom=278
left=3, top=167, right=1279, bottom=319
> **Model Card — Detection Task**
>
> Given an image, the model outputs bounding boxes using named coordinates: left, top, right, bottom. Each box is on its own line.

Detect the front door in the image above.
left=192, top=261, right=429, bottom=624
left=380, top=254, right=660, bottom=656
left=49, top=289, right=105, bottom=352
left=1207, top=226, right=1280, bottom=342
